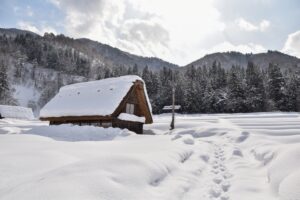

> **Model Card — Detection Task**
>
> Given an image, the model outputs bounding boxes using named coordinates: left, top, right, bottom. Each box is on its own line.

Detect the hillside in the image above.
left=0, top=28, right=177, bottom=113
left=0, top=28, right=178, bottom=72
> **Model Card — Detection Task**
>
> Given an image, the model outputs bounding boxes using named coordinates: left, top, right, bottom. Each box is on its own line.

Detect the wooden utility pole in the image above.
left=170, top=86, right=175, bottom=130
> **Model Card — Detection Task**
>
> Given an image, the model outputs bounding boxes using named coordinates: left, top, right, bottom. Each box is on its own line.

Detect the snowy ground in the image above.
left=1, top=113, right=300, bottom=200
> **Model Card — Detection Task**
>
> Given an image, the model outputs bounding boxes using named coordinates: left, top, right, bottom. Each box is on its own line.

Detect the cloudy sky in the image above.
left=1, top=0, right=300, bottom=65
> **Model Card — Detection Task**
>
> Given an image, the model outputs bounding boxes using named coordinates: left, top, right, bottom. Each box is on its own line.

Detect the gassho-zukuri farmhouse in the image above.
left=40, top=75, right=153, bottom=134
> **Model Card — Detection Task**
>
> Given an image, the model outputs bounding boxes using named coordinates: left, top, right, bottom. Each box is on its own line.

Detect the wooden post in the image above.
left=170, top=86, right=175, bottom=130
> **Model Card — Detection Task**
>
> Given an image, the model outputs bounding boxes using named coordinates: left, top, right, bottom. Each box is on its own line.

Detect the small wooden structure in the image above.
left=40, top=76, right=153, bottom=134
left=162, top=105, right=181, bottom=113
left=0, top=105, right=34, bottom=120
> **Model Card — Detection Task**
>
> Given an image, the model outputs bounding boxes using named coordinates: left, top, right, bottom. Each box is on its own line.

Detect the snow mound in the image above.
left=279, top=171, right=300, bottom=200
left=0, top=119, right=192, bottom=200
left=24, top=124, right=133, bottom=141
left=0, top=105, right=34, bottom=120
left=268, top=145, right=300, bottom=200
left=173, top=128, right=219, bottom=138
left=181, top=134, right=195, bottom=145
left=236, top=131, right=250, bottom=143
left=232, top=148, right=243, bottom=157
left=40, top=75, right=152, bottom=118
left=251, top=145, right=275, bottom=165
left=118, top=113, right=145, bottom=123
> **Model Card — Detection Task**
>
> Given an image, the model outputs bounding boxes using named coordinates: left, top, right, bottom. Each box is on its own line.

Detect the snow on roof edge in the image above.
left=142, top=80, right=152, bottom=117
left=60, top=75, right=142, bottom=92
left=118, top=113, right=145, bottom=123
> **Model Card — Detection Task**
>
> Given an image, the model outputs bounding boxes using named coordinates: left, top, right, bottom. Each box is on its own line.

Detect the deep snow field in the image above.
left=1, top=113, right=300, bottom=200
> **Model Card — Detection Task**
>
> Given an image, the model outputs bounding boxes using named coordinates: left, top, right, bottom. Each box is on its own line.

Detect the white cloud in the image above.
left=13, top=6, right=20, bottom=14
left=282, top=30, right=300, bottom=58
left=50, top=0, right=169, bottom=57
left=259, top=20, right=270, bottom=31
left=236, top=18, right=270, bottom=32
left=236, top=18, right=258, bottom=31
left=17, top=21, right=57, bottom=35
left=209, top=41, right=266, bottom=54
left=46, top=0, right=272, bottom=65
left=18, top=21, right=40, bottom=33
left=13, top=5, right=34, bottom=17
left=49, top=0, right=228, bottom=65
left=26, top=6, right=34, bottom=17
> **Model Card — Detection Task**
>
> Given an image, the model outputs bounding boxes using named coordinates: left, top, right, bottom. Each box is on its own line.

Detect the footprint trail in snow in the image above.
left=179, top=130, right=235, bottom=200
left=209, top=143, right=232, bottom=200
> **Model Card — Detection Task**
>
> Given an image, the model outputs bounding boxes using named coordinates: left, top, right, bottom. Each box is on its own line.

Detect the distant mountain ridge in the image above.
left=0, top=28, right=178, bottom=71
left=0, top=28, right=38, bottom=37
left=185, top=51, right=300, bottom=70
left=1, top=28, right=299, bottom=71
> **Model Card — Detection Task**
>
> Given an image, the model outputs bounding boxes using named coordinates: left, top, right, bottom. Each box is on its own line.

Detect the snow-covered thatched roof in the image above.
left=0, top=105, right=34, bottom=120
left=40, top=75, right=152, bottom=118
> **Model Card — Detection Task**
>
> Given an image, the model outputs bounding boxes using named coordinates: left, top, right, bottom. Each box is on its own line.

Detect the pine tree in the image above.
left=127, top=66, right=133, bottom=75
left=174, top=71, right=185, bottom=111
left=104, top=68, right=111, bottom=78
left=216, top=64, right=227, bottom=89
left=245, top=62, right=266, bottom=112
left=267, top=63, right=286, bottom=110
left=132, top=64, right=139, bottom=75
left=285, top=76, right=297, bottom=111
left=202, top=82, right=215, bottom=113
left=0, top=61, right=9, bottom=102
left=0, top=60, right=16, bottom=105
left=142, top=66, right=156, bottom=97
left=295, top=69, right=300, bottom=111
left=209, top=61, right=218, bottom=89
left=149, top=72, right=161, bottom=113
left=157, top=67, right=173, bottom=112
left=183, top=66, right=203, bottom=113
left=284, top=68, right=300, bottom=111
left=227, top=66, right=246, bottom=112
left=47, top=51, right=59, bottom=69
left=56, top=72, right=63, bottom=92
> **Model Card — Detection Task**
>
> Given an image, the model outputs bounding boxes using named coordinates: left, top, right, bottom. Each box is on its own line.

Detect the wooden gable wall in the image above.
left=112, top=80, right=153, bottom=124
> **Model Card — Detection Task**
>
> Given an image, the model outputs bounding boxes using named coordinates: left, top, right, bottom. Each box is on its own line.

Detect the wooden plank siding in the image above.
left=50, top=119, right=143, bottom=134
left=113, top=119, right=143, bottom=134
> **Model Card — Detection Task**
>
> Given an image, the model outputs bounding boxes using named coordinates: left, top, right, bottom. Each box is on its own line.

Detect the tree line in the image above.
left=102, top=61, right=300, bottom=114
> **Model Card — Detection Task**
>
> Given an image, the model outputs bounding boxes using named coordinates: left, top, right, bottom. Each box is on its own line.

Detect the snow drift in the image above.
left=1, top=112, right=300, bottom=200
left=24, top=124, right=133, bottom=141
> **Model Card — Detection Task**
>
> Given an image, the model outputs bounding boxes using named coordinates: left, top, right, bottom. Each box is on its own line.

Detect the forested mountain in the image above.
left=0, top=28, right=177, bottom=114
left=0, top=28, right=178, bottom=73
left=1, top=28, right=300, bottom=115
